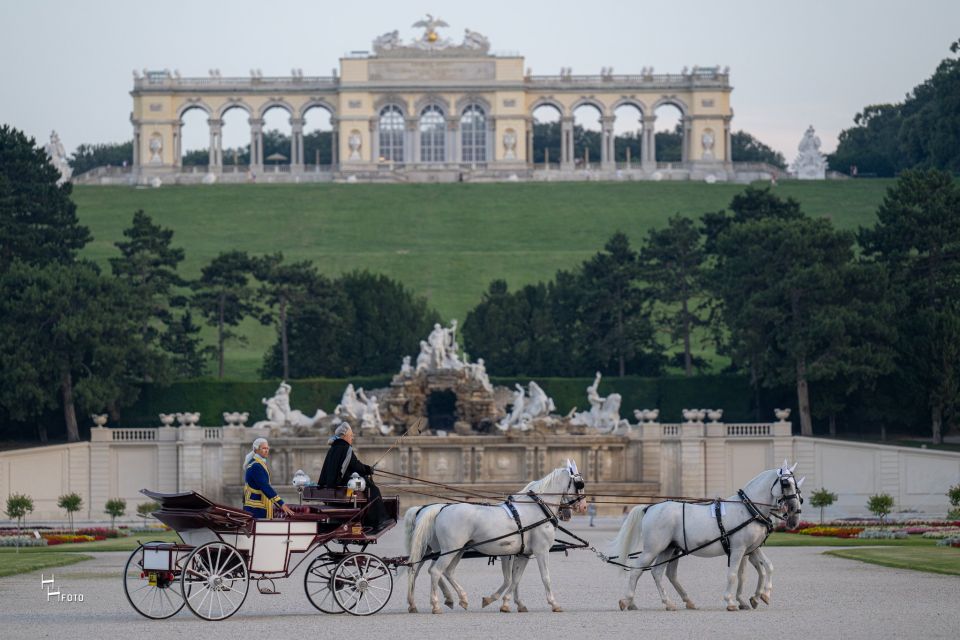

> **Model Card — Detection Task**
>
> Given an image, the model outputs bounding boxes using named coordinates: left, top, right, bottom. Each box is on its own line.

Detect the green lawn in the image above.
left=825, top=546, right=960, bottom=576
left=0, top=552, right=93, bottom=578
left=72, top=180, right=894, bottom=379
left=0, top=530, right=181, bottom=554
left=767, top=532, right=938, bottom=547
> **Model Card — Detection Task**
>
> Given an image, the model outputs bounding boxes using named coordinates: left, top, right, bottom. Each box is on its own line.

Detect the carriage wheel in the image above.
left=304, top=556, right=345, bottom=614
left=123, top=541, right=185, bottom=619
left=331, top=552, right=393, bottom=616
left=180, top=541, right=249, bottom=621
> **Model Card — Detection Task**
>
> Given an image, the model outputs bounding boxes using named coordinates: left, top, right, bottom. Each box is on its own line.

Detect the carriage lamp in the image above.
left=292, top=469, right=311, bottom=505
left=347, top=472, right=366, bottom=507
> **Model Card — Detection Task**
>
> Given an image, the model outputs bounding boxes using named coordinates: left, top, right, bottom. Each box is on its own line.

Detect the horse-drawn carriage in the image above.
left=123, top=487, right=399, bottom=620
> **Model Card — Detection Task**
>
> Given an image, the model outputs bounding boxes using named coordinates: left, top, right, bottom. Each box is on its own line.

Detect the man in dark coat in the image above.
left=318, top=423, right=388, bottom=528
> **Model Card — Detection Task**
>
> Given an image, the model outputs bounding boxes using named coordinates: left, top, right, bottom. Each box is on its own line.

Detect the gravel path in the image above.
left=1, top=517, right=956, bottom=639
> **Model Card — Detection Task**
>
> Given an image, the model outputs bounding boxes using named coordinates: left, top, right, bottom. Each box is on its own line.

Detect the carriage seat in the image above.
left=301, top=486, right=369, bottom=503
left=286, top=503, right=364, bottom=523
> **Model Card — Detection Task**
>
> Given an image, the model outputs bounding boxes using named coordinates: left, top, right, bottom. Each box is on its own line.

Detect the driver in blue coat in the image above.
left=243, top=438, right=293, bottom=519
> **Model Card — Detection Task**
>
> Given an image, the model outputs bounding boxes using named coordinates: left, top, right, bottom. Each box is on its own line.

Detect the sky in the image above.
left=2, top=0, right=958, bottom=161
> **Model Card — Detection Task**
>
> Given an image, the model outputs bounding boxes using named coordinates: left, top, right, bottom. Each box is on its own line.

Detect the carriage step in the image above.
left=257, top=578, right=280, bottom=595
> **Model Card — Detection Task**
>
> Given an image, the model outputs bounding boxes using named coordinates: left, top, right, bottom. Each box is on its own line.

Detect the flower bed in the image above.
left=936, top=537, right=960, bottom=548
left=42, top=534, right=99, bottom=545
left=797, top=526, right=865, bottom=538
left=921, top=528, right=960, bottom=539
left=76, top=527, right=123, bottom=539
left=0, top=536, right=48, bottom=547
left=858, top=529, right=908, bottom=540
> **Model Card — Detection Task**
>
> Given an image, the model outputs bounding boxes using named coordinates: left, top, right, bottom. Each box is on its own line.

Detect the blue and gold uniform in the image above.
left=243, top=453, right=284, bottom=519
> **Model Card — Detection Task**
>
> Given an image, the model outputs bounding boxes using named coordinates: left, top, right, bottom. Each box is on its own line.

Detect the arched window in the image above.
left=379, top=105, right=405, bottom=162
left=420, top=105, right=445, bottom=163
left=461, top=104, right=486, bottom=163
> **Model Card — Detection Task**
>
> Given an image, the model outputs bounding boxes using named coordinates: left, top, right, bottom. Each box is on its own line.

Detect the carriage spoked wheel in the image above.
left=123, top=541, right=186, bottom=619
left=180, top=541, right=249, bottom=621
left=304, top=556, right=345, bottom=614
left=331, top=552, right=394, bottom=616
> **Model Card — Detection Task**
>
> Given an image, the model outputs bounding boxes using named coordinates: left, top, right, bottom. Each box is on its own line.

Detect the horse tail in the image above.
left=610, top=505, right=646, bottom=567
left=408, top=504, right=443, bottom=568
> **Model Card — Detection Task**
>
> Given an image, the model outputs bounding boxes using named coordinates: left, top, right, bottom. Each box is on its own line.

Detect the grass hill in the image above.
left=72, top=180, right=895, bottom=379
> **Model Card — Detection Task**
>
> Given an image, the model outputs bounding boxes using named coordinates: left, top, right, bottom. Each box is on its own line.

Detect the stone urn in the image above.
left=774, top=408, right=792, bottom=422
left=159, top=413, right=176, bottom=427
left=707, top=409, right=723, bottom=423
left=222, top=411, right=250, bottom=427
left=176, top=412, right=201, bottom=427
left=91, top=414, right=108, bottom=428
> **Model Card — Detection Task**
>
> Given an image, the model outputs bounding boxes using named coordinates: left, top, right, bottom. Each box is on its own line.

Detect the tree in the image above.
left=640, top=214, right=709, bottom=376
left=137, top=501, right=160, bottom=517
left=5, top=493, right=33, bottom=533
left=68, top=140, right=133, bottom=175
left=263, top=271, right=438, bottom=377
left=104, top=498, right=126, bottom=528
left=809, top=488, right=837, bottom=525
left=655, top=123, right=683, bottom=162
left=712, top=216, right=896, bottom=436
left=867, top=493, right=894, bottom=523
left=859, top=169, right=960, bottom=443
left=57, top=493, right=83, bottom=532
left=730, top=130, right=787, bottom=168
left=0, top=125, right=91, bottom=270
left=192, top=251, right=258, bottom=379
left=253, top=253, right=319, bottom=380
left=829, top=38, right=960, bottom=175
left=579, top=232, right=661, bottom=377
left=110, top=210, right=186, bottom=346
left=0, top=261, right=162, bottom=442
left=159, top=310, right=210, bottom=379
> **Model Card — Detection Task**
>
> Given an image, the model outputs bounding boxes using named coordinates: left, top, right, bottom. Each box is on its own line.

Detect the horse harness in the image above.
left=504, top=491, right=560, bottom=557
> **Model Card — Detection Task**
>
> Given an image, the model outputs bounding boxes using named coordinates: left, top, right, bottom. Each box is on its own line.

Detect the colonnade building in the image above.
left=129, top=19, right=764, bottom=184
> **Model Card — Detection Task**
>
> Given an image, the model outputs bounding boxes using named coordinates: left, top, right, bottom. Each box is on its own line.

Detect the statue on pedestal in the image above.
left=44, top=131, right=72, bottom=185
left=252, top=381, right=326, bottom=431
left=790, top=125, right=827, bottom=180
left=570, top=372, right=627, bottom=433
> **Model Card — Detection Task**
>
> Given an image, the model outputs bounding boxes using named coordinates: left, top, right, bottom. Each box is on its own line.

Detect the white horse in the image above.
left=409, top=461, right=586, bottom=614
left=612, top=461, right=804, bottom=612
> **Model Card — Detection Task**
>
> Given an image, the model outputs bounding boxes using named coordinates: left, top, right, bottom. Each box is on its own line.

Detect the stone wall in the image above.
left=1, top=421, right=957, bottom=521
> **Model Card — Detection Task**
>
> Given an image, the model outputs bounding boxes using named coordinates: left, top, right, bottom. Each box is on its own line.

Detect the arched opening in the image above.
left=531, top=103, right=562, bottom=168
left=179, top=107, right=209, bottom=171
left=261, top=104, right=293, bottom=173
left=220, top=106, right=251, bottom=173
left=378, top=105, right=405, bottom=163
left=613, top=103, right=644, bottom=168
left=419, top=105, right=446, bottom=163
left=460, top=103, right=487, bottom=164
left=303, top=104, right=334, bottom=170
left=426, top=390, right=457, bottom=431
left=654, top=102, right=684, bottom=164
left=572, top=103, right=603, bottom=169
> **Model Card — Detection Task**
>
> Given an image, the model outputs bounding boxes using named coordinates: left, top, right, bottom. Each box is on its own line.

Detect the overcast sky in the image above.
left=2, top=0, right=957, bottom=161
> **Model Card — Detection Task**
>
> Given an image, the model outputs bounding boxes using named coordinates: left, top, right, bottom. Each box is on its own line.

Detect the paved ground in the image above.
left=1, top=517, right=957, bottom=639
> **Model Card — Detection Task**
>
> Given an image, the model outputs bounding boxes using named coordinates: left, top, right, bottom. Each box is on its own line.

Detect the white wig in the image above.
left=243, top=437, right=269, bottom=468
left=327, top=422, right=352, bottom=444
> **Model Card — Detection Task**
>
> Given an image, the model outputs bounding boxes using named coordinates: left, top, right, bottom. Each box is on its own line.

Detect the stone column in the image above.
left=369, top=118, right=380, bottom=164
left=207, top=119, right=223, bottom=173
left=407, top=117, right=420, bottom=164
left=330, top=118, right=339, bottom=168
left=447, top=116, right=460, bottom=165
left=681, top=116, right=692, bottom=164
left=642, top=115, right=657, bottom=171
left=177, top=425, right=205, bottom=492
left=724, top=117, right=733, bottom=164
left=560, top=116, right=575, bottom=170
left=132, top=122, right=141, bottom=169
left=600, top=115, right=616, bottom=170
left=525, top=122, right=534, bottom=166
left=249, top=118, right=264, bottom=174
left=172, top=123, right=182, bottom=168
left=290, top=117, right=304, bottom=173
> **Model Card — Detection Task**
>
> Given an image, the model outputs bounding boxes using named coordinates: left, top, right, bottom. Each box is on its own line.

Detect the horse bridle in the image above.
left=771, top=471, right=803, bottom=516
left=558, top=470, right=586, bottom=521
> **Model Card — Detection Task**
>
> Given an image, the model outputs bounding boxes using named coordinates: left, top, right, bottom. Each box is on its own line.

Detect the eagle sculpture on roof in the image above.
left=412, top=14, right=449, bottom=43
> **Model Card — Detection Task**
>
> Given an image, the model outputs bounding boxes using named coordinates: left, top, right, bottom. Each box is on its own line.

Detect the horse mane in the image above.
left=523, top=467, right=568, bottom=495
